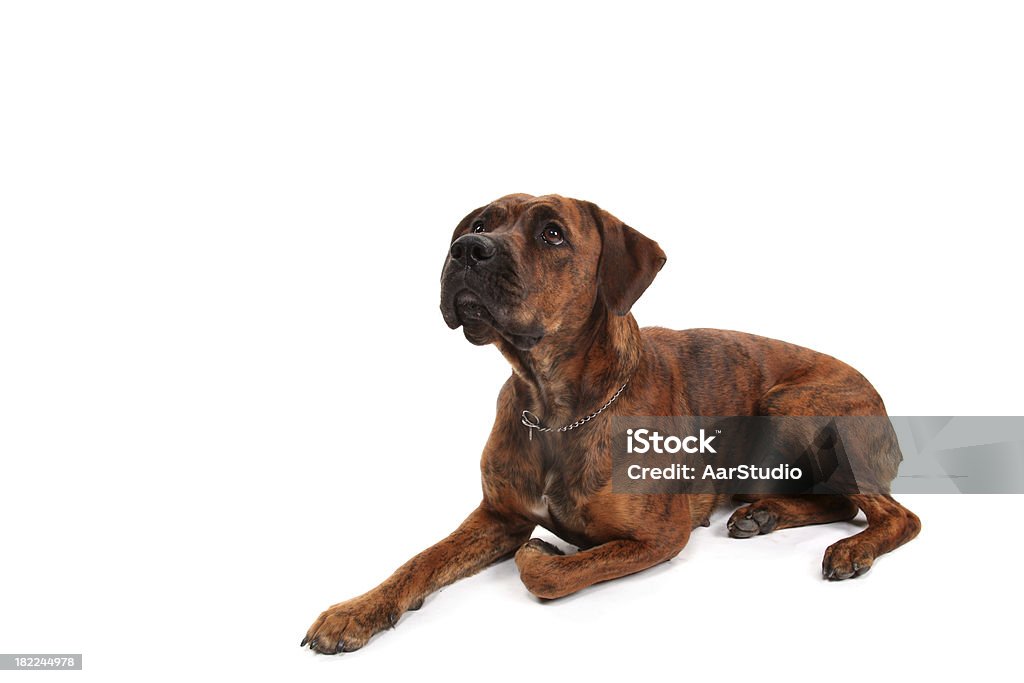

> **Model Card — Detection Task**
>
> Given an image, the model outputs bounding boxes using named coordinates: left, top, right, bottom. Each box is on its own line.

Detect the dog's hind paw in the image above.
left=822, top=539, right=875, bottom=580
left=727, top=505, right=778, bottom=538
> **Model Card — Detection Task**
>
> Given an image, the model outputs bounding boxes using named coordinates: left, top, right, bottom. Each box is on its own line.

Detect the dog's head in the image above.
left=440, top=194, right=666, bottom=351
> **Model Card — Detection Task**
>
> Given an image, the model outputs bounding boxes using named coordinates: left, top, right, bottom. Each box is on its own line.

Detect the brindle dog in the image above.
left=302, top=193, right=921, bottom=654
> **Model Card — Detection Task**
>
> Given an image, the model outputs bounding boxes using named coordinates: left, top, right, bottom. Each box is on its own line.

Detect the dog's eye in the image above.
left=472, top=220, right=486, bottom=233
left=541, top=223, right=564, bottom=246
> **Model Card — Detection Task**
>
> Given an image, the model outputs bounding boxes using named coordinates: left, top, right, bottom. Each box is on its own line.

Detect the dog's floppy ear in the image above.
left=584, top=201, right=667, bottom=316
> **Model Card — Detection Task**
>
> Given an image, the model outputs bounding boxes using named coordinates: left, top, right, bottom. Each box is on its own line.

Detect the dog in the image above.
left=302, top=193, right=921, bottom=654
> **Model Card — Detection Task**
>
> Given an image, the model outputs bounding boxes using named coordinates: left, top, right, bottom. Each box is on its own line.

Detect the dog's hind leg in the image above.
left=727, top=494, right=859, bottom=538
left=821, top=494, right=920, bottom=580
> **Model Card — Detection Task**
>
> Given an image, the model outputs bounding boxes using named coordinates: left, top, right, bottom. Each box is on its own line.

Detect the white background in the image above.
left=1, top=1, right=1022, bottom=681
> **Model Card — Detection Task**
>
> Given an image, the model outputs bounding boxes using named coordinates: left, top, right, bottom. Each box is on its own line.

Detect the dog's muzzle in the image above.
left=448, top=234, right=496, bottom=269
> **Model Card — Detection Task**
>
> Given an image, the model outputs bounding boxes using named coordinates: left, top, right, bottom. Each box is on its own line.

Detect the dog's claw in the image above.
left=300, top=636, right=308, bottom=647
left=336, top=640, right=346, bottom=653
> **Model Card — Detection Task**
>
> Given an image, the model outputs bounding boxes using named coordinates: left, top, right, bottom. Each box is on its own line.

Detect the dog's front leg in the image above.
left=514, top=532, right=689, bottom=600
left=303, top=505, right=533, bottom=653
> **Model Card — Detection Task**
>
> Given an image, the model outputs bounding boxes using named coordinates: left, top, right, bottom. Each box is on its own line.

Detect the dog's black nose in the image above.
left=449, top=234, right=496, bottom=267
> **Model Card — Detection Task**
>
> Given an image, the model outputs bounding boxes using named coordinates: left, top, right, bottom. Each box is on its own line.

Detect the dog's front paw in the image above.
left=302, top=591, right=401, bottom=654
left=518, top=538, right=564, bottom=557
left=515, top=539, right=566, bottom=599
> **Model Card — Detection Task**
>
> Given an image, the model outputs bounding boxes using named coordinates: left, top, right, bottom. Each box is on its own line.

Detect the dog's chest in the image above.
left=524, top=460, right=599, bottom=547
left=527, top=471, right=559, bottom=523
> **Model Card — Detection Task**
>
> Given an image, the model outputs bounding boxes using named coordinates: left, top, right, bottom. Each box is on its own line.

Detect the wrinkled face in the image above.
left=439, top=194, right=666, bottom=351
left=439, top=194, right=601, bottom=350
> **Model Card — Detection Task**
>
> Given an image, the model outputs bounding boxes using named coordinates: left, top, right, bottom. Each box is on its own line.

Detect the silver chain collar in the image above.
left=520, top=381, right=629, bottom=440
